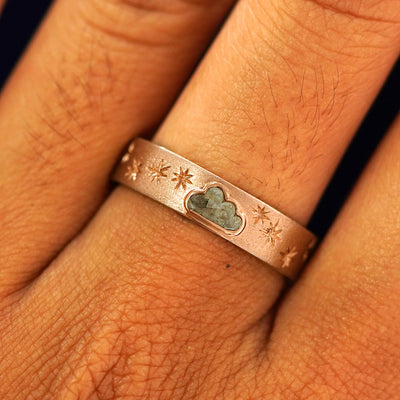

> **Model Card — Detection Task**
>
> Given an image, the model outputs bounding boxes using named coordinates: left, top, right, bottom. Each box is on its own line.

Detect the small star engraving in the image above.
left=147, top=159, right=170, bottom=182
left=125, top=158, right=142, bottom=181
left=252, top=205, right=271, bottom=225
left=128, top=142, right=135, bottom=153
left=122, top=142, right=135, bottom=163
left=260, top=220, right=282, bottom=246
left=280, top=247, right=298, bottom=268
left=171, top=167, right=194, bottom=190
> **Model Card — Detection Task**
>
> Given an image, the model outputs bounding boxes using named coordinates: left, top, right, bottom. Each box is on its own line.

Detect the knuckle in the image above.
left=23, top=81, right=93, bottom=163
left=80, top=0, right=220, bottom=48
left=58, top=309, right=152, bottom=399
left=80, top=1, right=164, bottom=48
left=89, top=191, right=271, bottom=334
left=20, top=50, right=115, bottom=169
left=54, top=283, right=249, bottom=400
left=18, top=51, right=115, bottom=181
left=302, top=0, right=399, bottom=21
left=276, top=0, right=400, bottom=59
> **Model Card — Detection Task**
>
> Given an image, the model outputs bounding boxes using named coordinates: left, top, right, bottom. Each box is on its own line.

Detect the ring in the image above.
left=113, top=138, right=317, bottom=279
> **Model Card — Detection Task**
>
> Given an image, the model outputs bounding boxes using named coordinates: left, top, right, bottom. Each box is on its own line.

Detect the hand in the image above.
left=0, top=0, right=399, bottom=398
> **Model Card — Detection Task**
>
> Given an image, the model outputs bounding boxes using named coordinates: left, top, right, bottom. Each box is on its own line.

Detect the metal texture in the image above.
left=113, top=138, right=317, bottom=279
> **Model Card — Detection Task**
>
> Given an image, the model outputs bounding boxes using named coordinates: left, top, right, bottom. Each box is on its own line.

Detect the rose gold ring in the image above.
left=113, top=138, right=317, bottom=279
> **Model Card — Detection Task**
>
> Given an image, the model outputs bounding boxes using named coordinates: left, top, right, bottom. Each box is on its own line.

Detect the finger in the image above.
left=73, top=0, right=400, bottom=313
left=0, top=0, right=6, bottom=14
left=17, top=0, right=400, bottom=395
left=154, top=0, right=400, bottom=224
left=0, top=0, right=235, bottom=295
left=73, top=0, right=400, bottom=338
left=267, top=114, right=400, bottom=398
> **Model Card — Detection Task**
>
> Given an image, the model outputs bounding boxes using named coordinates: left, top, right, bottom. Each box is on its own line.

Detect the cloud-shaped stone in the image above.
left=187, top=187, right=242, bottom=231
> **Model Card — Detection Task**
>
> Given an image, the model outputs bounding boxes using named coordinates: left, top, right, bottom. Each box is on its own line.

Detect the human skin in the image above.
left=0, top=0, right=399, bottom=398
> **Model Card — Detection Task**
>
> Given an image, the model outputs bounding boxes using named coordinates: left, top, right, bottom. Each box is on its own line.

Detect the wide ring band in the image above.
left=113, top=138, right=317, bottom=279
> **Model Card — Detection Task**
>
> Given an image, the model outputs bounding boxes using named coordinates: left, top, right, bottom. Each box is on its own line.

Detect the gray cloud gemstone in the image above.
left=187, top=187, right=242, bottom=231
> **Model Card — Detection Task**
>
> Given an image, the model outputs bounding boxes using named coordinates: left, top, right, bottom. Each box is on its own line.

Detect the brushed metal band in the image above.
left=113, top=138, right=317, bottom=279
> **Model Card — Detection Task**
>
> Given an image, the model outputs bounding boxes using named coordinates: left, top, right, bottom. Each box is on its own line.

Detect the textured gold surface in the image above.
left=113, top=138, right=318, bottom=279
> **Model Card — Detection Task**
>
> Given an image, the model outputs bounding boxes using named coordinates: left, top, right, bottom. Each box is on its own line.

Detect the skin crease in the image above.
left=0, top=0, right=237, bottom=296
left=0, top=0, right=399, bottom=399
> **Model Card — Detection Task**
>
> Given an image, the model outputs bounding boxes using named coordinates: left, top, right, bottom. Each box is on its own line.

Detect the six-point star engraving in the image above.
left=124, top=158, right=142, bottom=181
left=260, top=220, right=282, bottom=246
left=128, top=142, right=135, bottom=153
left=147, top=159, right=171, bottom=182
left=281, top=247, right=298, bottom=268
left=116, top=139, right=318, bottom=278
left=121, top=153, right=130, bottom=163
left=122, top=142, right=136, bottom=163
left=172, top=167, right=194, bottom=190
left=252, top=205, right=271, bottom=225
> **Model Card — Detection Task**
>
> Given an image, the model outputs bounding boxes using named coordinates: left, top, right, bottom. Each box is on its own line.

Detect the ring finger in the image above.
left=7, top=0, right=400, bottom=397
left=80, top=0, right=400, bottom=304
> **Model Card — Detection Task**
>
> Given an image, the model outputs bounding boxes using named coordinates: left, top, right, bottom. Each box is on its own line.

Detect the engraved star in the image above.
left=128, top=142, right=135, bottom=153
left=252, top=205, right=271, bottom=225
left=147, top=159, right=170, bottom=182
left=260, top=220, right=282, bottom=246
left=122, top=142, right=135, bottom=163
left=280, top=247, right=298, bottom=268
left=171, top=167, right=194, bottom=190
left=124, top=158, right=142, bottom=181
